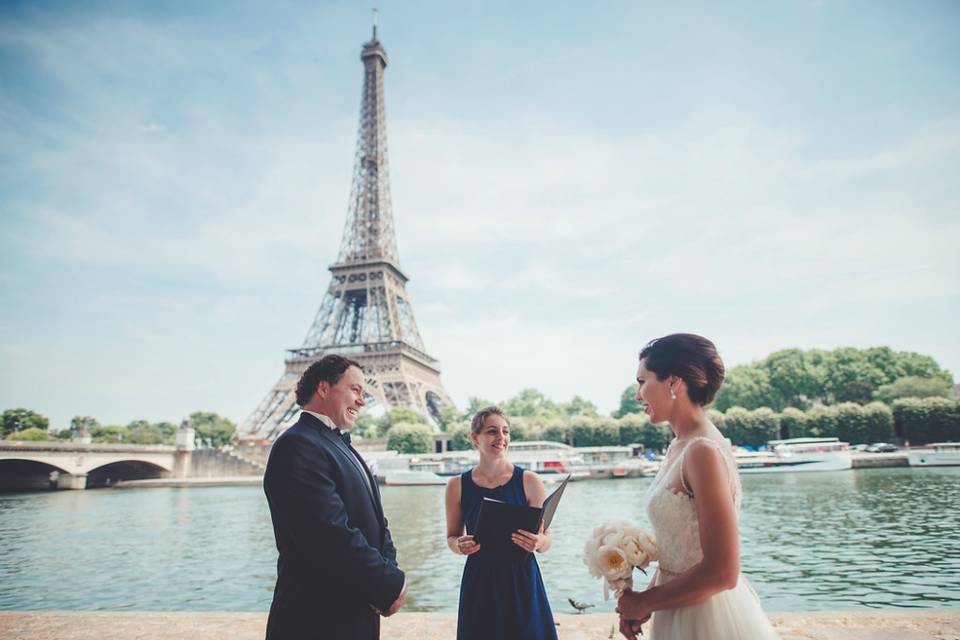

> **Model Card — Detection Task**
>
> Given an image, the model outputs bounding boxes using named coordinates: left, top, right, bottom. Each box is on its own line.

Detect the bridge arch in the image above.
left=0, top=458, right=70, bottom=491
left=85, top=460, right=170, bottom=488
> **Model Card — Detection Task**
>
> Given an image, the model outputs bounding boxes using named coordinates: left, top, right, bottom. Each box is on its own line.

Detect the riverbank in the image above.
left=1, top=611, right=957, bottom=639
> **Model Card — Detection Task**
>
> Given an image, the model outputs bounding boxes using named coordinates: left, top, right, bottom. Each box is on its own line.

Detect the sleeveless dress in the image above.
left=456, top=466, right=558, bottom=640
left=645, top=437, right=780, bottom=639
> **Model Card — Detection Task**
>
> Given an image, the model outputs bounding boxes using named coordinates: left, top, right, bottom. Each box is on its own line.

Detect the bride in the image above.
left=615, top=334, right=780, bottom=639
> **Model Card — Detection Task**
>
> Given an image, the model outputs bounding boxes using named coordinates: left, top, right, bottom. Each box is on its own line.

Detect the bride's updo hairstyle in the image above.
left=639, top=333, right=725, bottom=406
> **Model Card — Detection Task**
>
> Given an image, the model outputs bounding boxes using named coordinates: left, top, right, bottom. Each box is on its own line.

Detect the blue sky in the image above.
left=1, top=1, right=958, bottom=429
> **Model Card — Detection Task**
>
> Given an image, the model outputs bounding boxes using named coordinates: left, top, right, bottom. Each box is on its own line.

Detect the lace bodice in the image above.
left=645, top=437, right=741, bottom=576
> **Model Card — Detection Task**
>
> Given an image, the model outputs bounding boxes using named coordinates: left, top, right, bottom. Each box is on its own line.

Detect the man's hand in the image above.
left=383, top=578, right=407, bottom=617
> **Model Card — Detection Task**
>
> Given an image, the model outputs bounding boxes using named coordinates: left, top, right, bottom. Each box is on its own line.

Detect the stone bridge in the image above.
left=0, top=441, right=187, bottom=490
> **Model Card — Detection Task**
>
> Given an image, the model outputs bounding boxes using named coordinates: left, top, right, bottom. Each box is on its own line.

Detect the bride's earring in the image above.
left=670, top=385, right=677, bottom=400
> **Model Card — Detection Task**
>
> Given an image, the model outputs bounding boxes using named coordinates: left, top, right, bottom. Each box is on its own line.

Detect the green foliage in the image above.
left=617, top=413, right=648, bottom=446
left=502, top=388, right=562, bottom=418
left=893, top=398, right=960, bottom=445
left=569, top=418, right=619, bottom=447
left=778, top=407, right=808, bottom=439
left=639, top=421, right=673, bottom=452
left=804, top=405, right=838, bottom=438
left=721, top=407, right=780, bottom=447
left=379, top=407, right=428, bottom=435
left=70, top=416, right=100, bottom=434
left=874, top=376, right=954, bottom=404
left=436, top=404, right=462, bottom=432
left=613, top=384, right=642, bottom=418
left=460, top=397, right=496, bottom=422
left=386, top=422, right=434, bottom=454
left=352, top=413, right=379, bottom=438
left=714, top=347, right=953, bottom=411
left=714, top=366, right=777, bottom=412
left=189, top=412, right=236, bottom=447
left=505, top=416, right=535, bottom=442
left=447, top=423, right=473, bottom=451
left=91, top=425, right=128, bottom=443
left=6, top=427, right=52, bottom=441
left=2, top=408, right=49, bottom=437
left=126, top=421, right=169, bottom=445
left=562, top=395, right=599, bottom=417
left=862, top=401, right=894, bottom=443
left=540, top=421, right=571, bottom=446
left=835, top=402, right=872, bottom=444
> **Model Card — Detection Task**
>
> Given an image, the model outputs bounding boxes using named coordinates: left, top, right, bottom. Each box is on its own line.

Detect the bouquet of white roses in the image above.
left=583, top=520, right=659, bottom=600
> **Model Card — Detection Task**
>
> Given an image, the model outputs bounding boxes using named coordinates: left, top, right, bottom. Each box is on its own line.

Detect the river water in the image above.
left=1, top=468, right=958, bottom=613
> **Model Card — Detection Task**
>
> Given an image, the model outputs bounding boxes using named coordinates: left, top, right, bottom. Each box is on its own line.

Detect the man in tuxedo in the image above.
left=264, top=355, right=406, bottom=639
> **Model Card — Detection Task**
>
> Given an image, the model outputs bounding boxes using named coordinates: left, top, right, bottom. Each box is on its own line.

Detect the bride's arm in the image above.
left=618, top=442, right=739, bottom=620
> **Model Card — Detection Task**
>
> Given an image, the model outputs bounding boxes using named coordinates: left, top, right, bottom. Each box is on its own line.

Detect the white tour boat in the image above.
left=736, top=437, right=852, bottom=473
left=907, top=442, right=960, bottom=467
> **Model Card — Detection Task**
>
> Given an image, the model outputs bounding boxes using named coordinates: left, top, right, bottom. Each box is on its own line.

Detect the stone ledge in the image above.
left=0, top=610, right=957, bottom=640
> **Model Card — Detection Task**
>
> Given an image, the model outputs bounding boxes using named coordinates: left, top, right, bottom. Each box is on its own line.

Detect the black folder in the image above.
left=474, top=474, right=571, bottom=555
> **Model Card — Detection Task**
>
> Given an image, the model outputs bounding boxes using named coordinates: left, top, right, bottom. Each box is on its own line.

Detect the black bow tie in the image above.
left=336, top=429, right=351, bottom=446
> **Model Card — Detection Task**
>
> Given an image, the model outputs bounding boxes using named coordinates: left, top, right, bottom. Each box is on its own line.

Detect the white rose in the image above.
left=597, top=545, right=630, bottom=581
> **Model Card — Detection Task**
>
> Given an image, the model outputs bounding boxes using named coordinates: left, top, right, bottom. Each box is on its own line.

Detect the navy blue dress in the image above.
left=456, top=466, right=558, bottom=640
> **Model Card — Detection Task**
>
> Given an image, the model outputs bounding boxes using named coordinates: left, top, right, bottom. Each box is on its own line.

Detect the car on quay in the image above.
left=865, top=443, right=899, bottom=453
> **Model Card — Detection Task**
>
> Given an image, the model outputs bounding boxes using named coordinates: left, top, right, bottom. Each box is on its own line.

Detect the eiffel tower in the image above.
left=239, top=22, right=452, bottom=441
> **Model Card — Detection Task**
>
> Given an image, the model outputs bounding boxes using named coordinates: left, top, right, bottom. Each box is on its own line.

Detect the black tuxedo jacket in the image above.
left=263, top=412, right=404, bottom=640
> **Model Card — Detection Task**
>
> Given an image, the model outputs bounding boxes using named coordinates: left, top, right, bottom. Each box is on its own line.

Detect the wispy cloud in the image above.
left=1, top=3, right=958, bottom=427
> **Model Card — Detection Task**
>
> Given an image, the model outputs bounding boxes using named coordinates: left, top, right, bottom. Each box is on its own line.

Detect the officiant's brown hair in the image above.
left=295, top=355, right=364, bottom=407
left=470, top=406, right=509, bottom=434
left=639, top=333, right=725, bottom=406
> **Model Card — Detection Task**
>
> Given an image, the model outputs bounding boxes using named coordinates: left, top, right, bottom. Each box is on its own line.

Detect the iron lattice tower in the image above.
left=239, top=25, right=452, bottom=441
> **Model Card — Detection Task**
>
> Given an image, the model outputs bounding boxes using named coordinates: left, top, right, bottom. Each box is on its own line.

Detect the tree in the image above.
left=379, top=407, right=428, bottom=435
left=541, top=421, right=571, bottom=445
left=91, top=425, right=128, bottom=443
left=862, top=402, right=894, bottom=443
left=713, top=366, right=776, bottom=412
left=386, top=423, right=433, bottom=454
left=447, top=423, right=474, bottom=451
left=502, top=388, right=562, bottom=418
left=612, top=384, right=642, bottom=418
left=436, top=404, right=461, bottom=432
left=874, top=376, right=953, bottom=404
left=70, top=416, right=100, bottom=435
left=778, top=407, right=808, bottom=439
left=893, top=398, right=960, bottom=445
left=562, top=395, right=599, bottom=417
left=126, top=421, right=168, bottom=445
left=839, top=380, right=876, bottom=405
left=569, top=418, right=619, bottom=447
left=764, top=349, right=822, bottom=409
left=460, top=397, right=496, bottom=421
left=189, top=412, right=237, bottom=447
left=5, top=427, right=50, bottom=441
left=805, top=405, right=838, bottom=439
left=835, top=403, right=871, bottom=444
left=617, top=413, right=648, bottom=445
left=352, top=413, right=379, bottom=439
left=722, top=407, right=779, bottom=447
left=2, top=408, right=49, bottom=437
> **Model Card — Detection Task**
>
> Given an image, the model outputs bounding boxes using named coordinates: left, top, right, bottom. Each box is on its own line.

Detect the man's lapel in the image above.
left=313, top=420, right=380, bottom=509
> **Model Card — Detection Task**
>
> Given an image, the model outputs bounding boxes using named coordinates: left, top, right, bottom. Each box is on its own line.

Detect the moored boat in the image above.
left=907, top=442, right=960, bottom=467
left=736, top=437, right=852, bottom=473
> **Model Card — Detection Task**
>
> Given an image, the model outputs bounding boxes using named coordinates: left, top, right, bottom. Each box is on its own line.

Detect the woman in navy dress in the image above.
left=444, top=406, right=558, bottom=640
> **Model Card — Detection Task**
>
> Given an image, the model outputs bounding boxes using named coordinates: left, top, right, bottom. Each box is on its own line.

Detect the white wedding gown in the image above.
left=645, top=436, right=780, bottom=639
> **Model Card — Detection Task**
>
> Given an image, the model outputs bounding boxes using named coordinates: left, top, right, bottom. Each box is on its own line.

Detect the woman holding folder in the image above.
left=445, top=406, right=558, bottom=640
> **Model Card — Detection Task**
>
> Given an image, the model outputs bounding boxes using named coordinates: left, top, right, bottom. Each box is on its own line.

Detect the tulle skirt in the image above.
left=649, top=572, right=780, bottom=640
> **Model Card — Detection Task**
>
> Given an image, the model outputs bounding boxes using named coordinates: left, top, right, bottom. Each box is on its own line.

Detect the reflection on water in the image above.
left=0, top=468, right=957, bottom=612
